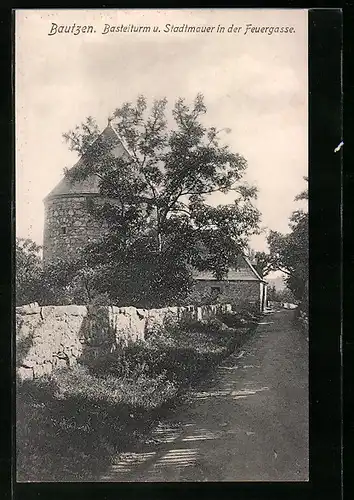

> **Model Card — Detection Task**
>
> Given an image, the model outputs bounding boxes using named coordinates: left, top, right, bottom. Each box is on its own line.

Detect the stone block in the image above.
left=55, top=358, right=68, bottom=369
left=43, top=361, right=52, bottom=376
left=111, top=311, right=133, bottom=336
left=16, top=314, right=42, bottom=340
left=119, top=306, right=137, bottom=316
left=33, top=364, right=45, bottom=378
left=67, top=356, right=76, bottom=367
left=20, top=359, right=36, bottom=368
left=17, top=366, right=34, bottom=382
left=127, top=309, right=146, bottom=341
left=53, top=305, right=88, bottom=317
left=196, top=307, right=203, bottom=321
left=40, top=306, right=57, bottom=319
left=16, top=303, right=41, bottom=315
left=109, top=306, right=120, bottom=315
left=71, top=345, right=81, bottom=358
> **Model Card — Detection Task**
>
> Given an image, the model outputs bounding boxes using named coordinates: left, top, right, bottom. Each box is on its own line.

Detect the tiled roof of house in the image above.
left=192, top=254, right=266, bottom=282
left=44, top=122, right=131, bottom=201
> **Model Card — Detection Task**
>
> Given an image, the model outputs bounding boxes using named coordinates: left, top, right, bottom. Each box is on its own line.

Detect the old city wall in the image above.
left=16, top=302, right=231, bottom=381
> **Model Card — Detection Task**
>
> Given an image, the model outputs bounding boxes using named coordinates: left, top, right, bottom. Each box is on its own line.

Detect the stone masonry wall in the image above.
left=16, top=302, right=232, bottom=382
left=43, top=195, right=106, bottom=265
left=188, top=280, right=261, bottom=311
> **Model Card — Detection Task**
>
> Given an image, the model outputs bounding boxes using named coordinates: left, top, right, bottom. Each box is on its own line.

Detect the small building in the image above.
left=189, top=254, right=268, bottom=313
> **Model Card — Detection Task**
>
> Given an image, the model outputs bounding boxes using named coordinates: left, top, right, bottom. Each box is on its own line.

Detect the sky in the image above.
left=15, top=9, right=308, bottom=253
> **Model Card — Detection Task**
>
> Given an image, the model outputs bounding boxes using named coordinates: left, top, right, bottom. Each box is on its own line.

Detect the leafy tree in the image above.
left=267, top=178, right=308, bottom=304
left=41, top=258, right=103, bottom=305
left=61, top=94, right=261, bottom=307
left=253, top=251, right=273, bottom=279
left=16, top=238, right=43, bottom=306
left=15, top=238, right=102, bottom=306
left=244, top=247, right=273, bottom=279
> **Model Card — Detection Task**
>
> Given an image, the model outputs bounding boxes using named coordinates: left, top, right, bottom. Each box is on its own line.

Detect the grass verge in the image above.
left=17, top=311, right=261, bottom=481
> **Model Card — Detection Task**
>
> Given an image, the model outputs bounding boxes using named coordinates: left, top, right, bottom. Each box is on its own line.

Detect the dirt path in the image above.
left=100, top=309, right=309, bottom=482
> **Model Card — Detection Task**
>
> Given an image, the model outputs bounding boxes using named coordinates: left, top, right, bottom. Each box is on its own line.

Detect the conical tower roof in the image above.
left=44, top=122, right=131, bottom=201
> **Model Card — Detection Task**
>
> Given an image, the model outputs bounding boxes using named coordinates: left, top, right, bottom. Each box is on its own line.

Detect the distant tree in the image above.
left=253, top=251, right=273, bottom=279
left=267, top=285, right=295, bottom=303
left=61, top=94, right=261, bottom=307
left=267, top=178, right=308, bottom=303
left=278, top=287, right=296, bottom=303
left=16, top=238, right=43, bottom=306
left=294, top=176, right=308, bottom=202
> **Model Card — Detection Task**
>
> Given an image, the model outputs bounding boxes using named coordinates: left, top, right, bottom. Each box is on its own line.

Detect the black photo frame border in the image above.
left=0, top=5, right=344, bottom=500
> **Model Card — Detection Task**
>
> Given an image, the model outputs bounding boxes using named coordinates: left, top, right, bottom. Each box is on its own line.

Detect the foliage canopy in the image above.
left=59, top=94, right=260, bottom=307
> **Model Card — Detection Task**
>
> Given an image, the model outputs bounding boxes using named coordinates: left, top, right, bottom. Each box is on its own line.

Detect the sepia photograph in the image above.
left=15, top=8, right=309, bottom=482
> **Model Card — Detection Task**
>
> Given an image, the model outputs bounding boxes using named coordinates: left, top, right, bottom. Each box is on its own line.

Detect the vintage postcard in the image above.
left=15, top=9, right=309, bottom=482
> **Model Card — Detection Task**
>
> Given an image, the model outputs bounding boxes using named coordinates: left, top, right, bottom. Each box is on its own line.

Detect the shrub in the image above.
left=216, top=312, right=247, bottom=329
left=17, top=381, right=117, bottom=481
left=90, top=318, right=237, bottom=385
left=17, top=365, right=178, bottom=481
left=217, top=310, right=261, bottom=328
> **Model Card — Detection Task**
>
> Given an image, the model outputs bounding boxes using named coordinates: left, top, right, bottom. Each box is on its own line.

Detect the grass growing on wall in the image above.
left=16, top=311, right=261, bottom=482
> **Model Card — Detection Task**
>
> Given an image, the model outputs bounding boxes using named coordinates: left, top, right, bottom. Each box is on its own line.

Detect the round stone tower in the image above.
left=43, top=122, right=131, bottom=266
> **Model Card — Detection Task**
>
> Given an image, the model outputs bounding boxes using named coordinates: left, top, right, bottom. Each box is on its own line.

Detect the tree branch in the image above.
left=276, top=267, right=292, bottom=276
left=169, top=207, right=191, bottom=217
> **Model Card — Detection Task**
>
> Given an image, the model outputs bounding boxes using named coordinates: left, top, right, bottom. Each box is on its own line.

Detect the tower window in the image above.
left=61, top=226, right=67, bottom=235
